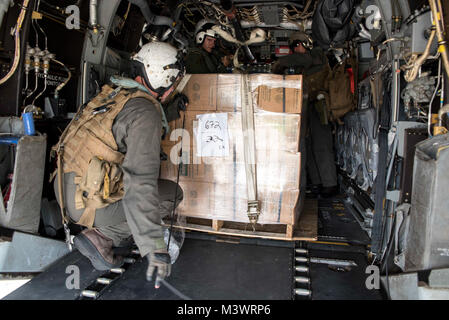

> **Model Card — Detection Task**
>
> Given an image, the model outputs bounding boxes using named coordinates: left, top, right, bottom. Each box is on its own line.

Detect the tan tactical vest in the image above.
left=52, top=85, right=161, bottom=229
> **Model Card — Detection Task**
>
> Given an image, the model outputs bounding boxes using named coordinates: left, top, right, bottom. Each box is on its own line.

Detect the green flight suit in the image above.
left=54, top=97, right=183, bottom=257
left=273, top=48, right=338, bottom=188
left=184, top=47, right=227, bottom=74
left=272, top=48, right=330, bottom=100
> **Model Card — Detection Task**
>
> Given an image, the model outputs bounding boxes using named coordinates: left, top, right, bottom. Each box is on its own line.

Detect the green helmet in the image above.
left=289, top=31, right=313, bottom=50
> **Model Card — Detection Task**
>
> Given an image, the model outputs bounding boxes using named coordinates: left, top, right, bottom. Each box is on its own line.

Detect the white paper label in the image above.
left=196, top=113, right=229, bottom=157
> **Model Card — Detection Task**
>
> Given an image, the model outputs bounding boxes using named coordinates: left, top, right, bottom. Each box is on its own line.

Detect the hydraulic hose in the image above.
left=0, top=0, right=30, bottom=85
left=35, top=0, right=47, bottom=50
left=429, top=0, right=449, bottom=77
left=52, top=58, right=71, bottom=99
left=32, top=75, right=47, bottom=105
left=402, top=29, right=436, bottom=82
left=428, top=57, right=441, bottom=136
left=25, top=72, right=39, bottom=103
left=128, top=0, right=173, bottom=26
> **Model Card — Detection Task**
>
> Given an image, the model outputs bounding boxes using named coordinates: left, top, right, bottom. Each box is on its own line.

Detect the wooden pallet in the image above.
left=163, top=199, right=318, bottom=241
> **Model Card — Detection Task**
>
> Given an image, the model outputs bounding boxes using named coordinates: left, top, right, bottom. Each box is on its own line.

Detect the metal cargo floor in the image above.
left=3, top=194, right=384, bottom=300
left=4, top=237, right=295, bottom=300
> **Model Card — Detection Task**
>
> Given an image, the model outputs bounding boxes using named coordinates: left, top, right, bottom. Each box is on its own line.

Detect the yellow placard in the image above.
left=431, top=114, right=439, bottom=125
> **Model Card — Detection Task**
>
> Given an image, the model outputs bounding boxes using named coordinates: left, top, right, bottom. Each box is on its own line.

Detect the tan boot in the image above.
left=73, top=229, right=124, bottom=271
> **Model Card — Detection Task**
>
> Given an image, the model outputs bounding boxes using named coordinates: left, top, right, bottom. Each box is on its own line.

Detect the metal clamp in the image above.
left=247, top=200, right=260, bottom=225
left=64, top=223, right=73, bottom=252
left=104, top=86, right=122, bottom=102
left=92, top=105, right=111, bottom=116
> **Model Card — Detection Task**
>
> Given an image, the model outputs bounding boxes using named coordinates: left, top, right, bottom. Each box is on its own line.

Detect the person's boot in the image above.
left=113, top=236, right=136, bottom=256
left=306, top=184, right=322, bottom=197
left=73, top=229, right=124, bottom=271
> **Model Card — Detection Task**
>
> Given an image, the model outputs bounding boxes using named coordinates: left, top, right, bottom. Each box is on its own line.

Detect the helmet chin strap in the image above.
left=160, top=87, right=175, bottom=102
left=135, top=76, right=160, bottom=99
left=139, top=77, right=178, bottom=103
left=159, top=74, right=184, bottom=102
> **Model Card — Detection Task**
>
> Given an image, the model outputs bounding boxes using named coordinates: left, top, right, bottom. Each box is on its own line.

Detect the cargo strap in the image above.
left=175, top=74, right=191, bottom=94
left=240, top=74, right=260, bottom=225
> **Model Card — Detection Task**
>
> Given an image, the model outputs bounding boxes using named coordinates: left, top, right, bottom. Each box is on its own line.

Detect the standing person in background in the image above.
left=273, top=31, right=338, bottom=197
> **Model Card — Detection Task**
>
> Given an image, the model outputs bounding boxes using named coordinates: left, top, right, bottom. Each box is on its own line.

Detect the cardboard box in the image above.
left=182, top=74, right=303, bottom=114
left=160, top=151, right=301, bottom=190
left=163, top=111, right=301, bottom=153
left=160, top=74, right=304, bottom=225
left=216, top=74, right=242, bottom=112
left=182, top=74, right=218, bottom=111
left=175, top=181, right=300, bottom=224
left=251, top=74, right=303, bottom=114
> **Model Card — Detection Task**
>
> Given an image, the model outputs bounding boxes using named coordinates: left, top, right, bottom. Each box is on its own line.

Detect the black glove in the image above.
left=174, top=93, right=189, bottom=112
left=146, top=249, right=171, bottom=289
left=163, top=93, right=189, bottom=123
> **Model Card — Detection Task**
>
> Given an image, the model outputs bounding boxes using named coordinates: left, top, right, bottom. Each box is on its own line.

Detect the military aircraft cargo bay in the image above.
left=0, top=0, right=449, bottom=303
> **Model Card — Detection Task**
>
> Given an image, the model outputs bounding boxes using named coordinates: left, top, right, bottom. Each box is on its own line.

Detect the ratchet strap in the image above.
left=240, top=74, right=260, bottom=225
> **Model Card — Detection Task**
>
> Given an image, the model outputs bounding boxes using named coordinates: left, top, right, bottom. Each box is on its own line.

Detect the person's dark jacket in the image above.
left=272, top=47, right=327, bottom=76
left=272, top=47, right=330, bottom=101
left=185, top=47, right=227, bottom=74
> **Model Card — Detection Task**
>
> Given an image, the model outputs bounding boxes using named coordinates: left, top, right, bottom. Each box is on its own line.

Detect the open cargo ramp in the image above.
left=3, top=235, right=296, bottom=300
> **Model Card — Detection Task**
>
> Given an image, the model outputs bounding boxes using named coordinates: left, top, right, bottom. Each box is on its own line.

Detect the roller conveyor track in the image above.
left=293, top=194, right=384, bottom=300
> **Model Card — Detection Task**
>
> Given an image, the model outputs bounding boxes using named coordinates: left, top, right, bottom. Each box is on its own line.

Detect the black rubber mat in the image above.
left=317, top=196, right=371, bottom=245
left=3, top=250, right=105, bottom=300
left=99, top=238, right=294, bottom=300
left=299, top=194, right=384, bottom=300
left=4, top=238, right=294, bottom=300
left=305, top=248, right=384, bottom=300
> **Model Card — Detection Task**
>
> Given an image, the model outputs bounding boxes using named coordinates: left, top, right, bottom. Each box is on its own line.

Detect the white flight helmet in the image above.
left=195, top=19, right=217, bottom=45
left=132, top=41, right=185, bottom=95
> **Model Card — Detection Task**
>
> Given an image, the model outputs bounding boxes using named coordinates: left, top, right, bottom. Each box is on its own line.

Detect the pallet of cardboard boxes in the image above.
left=160, top=73, right=317, bottom=241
